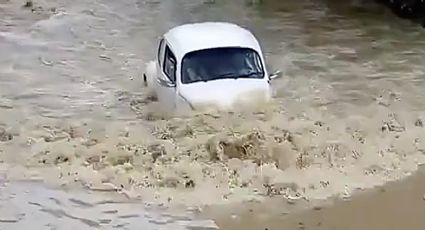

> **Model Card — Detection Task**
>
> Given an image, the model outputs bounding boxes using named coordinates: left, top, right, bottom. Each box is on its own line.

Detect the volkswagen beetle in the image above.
left=143, top=22, right=282, bottom=112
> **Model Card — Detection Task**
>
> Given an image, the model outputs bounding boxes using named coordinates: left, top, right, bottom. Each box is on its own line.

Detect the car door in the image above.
left=155, top=39, right=177, bottom=111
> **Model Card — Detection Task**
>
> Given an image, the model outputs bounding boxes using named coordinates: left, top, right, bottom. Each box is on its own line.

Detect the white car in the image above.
left=143, top=22, right=282, bottom=112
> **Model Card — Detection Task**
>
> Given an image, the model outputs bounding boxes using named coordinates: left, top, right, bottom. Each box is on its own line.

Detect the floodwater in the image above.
left=1, top=0, right=425, bottom=229
left=0, top=179, right=218, bottom=230
left=208, top=165, right=425, bottom=230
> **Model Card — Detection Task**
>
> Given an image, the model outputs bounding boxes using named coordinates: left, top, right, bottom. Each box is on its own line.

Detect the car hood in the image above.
left=178, top=78, right=271, bottom=110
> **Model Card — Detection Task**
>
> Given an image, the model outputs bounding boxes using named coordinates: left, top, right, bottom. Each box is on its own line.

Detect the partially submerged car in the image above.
left=143, top=22, right=282, bottom=112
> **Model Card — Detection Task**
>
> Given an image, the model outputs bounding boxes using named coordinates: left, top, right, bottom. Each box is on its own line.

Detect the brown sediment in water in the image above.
left=1, top=0, right=425, bottom=229
left=204, top=166, right=425, bottom=230
left=2, top=99, right=425, bottom=208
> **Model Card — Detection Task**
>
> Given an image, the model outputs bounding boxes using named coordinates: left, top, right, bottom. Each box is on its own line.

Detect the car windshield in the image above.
left=181, top=47, right=264, bottom=84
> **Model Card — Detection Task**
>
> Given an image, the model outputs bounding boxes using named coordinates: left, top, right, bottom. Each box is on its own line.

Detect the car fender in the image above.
left=175, top=91, right=194, bottom=113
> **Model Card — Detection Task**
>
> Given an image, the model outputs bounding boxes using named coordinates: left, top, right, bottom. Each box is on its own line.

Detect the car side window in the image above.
left=163, top=45, right=176, bottom=82
left=157, top=38, right=165, bottom=66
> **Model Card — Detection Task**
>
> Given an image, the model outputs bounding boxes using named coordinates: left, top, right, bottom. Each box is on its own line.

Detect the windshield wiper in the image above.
left=239, top=72, right=262, bottom=78
left=209, top=72, right=262, bottom=81
left=210, top=72, right=239, bottom=80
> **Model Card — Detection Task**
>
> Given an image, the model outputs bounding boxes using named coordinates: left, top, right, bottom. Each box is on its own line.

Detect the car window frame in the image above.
left=157, top=38, right=165, bottom=67
left=180, top=47, right=265, bottom=84
left=163, top=44, right=177, bottom=83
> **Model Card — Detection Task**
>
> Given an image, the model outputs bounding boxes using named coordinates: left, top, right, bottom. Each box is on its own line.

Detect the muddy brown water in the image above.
left=1, top=0, right=425, bottom=229
left=208, top=166, right=425, bottom=230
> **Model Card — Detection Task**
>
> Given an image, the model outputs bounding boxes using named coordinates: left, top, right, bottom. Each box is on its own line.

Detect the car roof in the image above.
left=163, top=22, right=262, bottom=60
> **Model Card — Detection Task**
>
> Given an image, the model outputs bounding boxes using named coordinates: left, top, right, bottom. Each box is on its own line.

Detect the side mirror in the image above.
left=269, top=70, right=283, bottom=80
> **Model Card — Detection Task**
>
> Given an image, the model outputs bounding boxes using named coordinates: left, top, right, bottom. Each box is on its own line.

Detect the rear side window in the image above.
left=163, top=45, right=176, bottom=82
